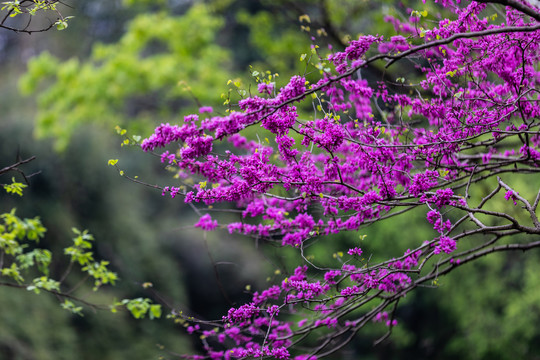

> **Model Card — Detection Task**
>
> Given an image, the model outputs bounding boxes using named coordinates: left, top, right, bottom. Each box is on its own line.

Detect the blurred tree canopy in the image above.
left=1, top=0, right=539, bottom=359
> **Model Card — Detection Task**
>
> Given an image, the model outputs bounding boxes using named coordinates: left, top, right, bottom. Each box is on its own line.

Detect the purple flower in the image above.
left=194, top=214, right=218, bottom=231
left=199, top=106, right=213, bottom=113
left=267, top=305, right=280, bottom=317
left=504, top=190, right=518, bottom=205
left=434, top=236, right=457, bottom=254
left=294, top=355, right=317, bottom=360
left=225, top=303, right=259, bottom=325
left=258, top=82, right=274, bottom=95
left=347, top=247, right=363, bottom=256
left=324, top=270, right=342, bottom=284
left=272, top=347, right=290, bottom=359
left=410, top=170, right=439, bottom=197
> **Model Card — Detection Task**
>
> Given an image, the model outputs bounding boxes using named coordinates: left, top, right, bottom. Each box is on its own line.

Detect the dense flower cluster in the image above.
left=142, top=1, right=540, bottom=358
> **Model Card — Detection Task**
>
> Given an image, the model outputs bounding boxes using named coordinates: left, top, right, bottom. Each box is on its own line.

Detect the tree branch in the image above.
left=0, top=156, right=36, bottom=176
left=475, top=0, right=540, bottom=22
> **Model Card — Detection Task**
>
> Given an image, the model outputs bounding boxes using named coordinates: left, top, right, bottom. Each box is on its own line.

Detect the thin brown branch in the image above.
left=475, top=0, right=540, bottom=22
left=0, top=156, right=36, bottom=176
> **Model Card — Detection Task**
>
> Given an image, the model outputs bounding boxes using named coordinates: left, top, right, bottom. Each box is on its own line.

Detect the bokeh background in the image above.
left=1, top=1, right=540, bottom=359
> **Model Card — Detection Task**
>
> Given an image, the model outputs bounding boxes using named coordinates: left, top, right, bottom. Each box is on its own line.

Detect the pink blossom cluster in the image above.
left=142, top=1, right=540, bottom=358
left=373, top=311, right=398, bottom=327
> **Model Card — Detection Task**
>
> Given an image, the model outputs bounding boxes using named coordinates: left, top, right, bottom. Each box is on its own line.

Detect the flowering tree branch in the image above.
left=138, top=1, right=540, bottom=359
left=475, top=0, right=540, bottom=21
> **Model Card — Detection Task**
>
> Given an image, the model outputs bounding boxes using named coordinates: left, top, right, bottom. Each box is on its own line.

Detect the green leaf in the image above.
left=27, top=276, right=60, bottom=294
left=3, top=177, right=27, bottom=196
left=61, top=300, right=84, bottom=316
left=55, top=20, right=68, bottom=30
left=150, top=304, right=162, bottom=319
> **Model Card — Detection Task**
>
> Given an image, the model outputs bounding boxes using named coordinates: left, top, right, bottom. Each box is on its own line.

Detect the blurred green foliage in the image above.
left=20, top=3, right=232, bottom=151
